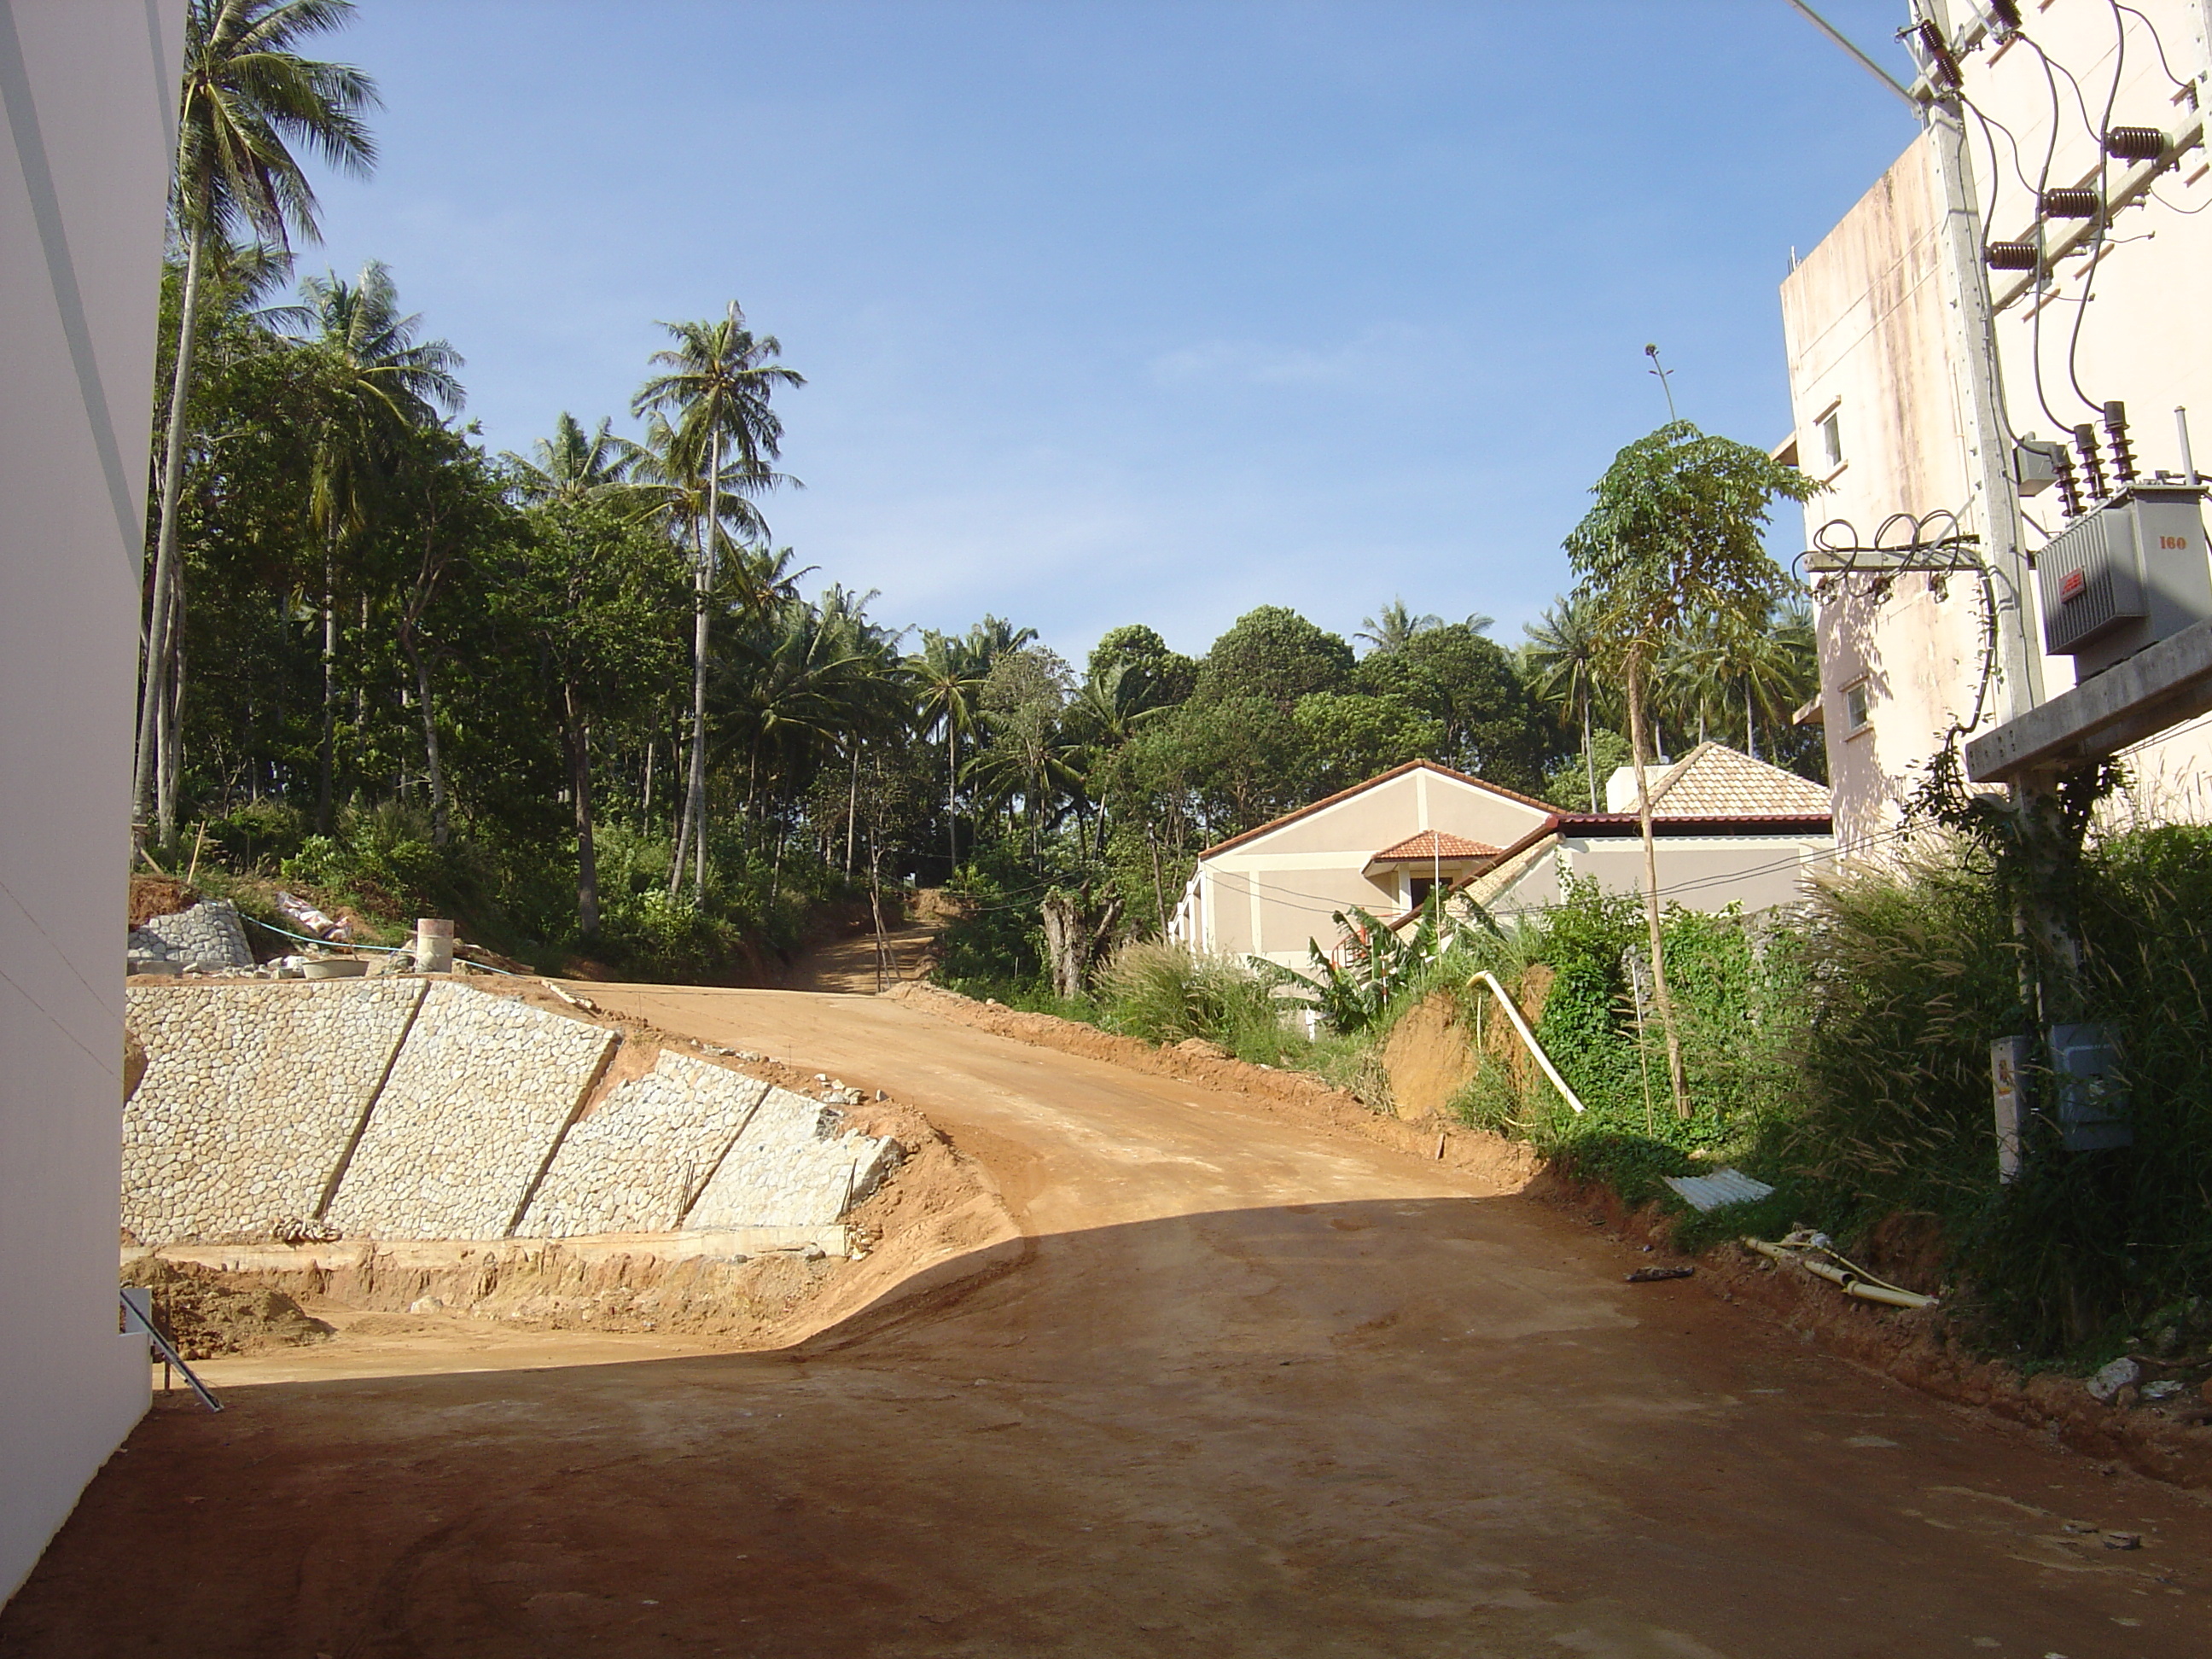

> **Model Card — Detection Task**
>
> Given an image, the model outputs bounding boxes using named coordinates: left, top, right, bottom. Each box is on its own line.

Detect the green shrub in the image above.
left=1098, top=941, right=1266, bottom=1045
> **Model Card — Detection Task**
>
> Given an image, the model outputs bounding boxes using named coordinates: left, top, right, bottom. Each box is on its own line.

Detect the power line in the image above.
left=1784, top=1, right=1920, bottom=109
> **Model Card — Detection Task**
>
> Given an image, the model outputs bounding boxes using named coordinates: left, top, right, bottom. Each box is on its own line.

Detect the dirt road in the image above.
left=10, top=988, right=2210, bottom=1656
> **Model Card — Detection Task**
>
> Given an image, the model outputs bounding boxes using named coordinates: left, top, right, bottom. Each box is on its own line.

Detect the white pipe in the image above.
left=2178, top=406, right=2197, bottom=485
left=1746, top=1237, right=1937, bottom=1309
left=1470, top=969, right=1586, bottom=1114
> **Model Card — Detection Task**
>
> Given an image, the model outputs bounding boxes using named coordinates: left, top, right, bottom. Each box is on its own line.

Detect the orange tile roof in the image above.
left=1367, top=830, right=1501, bottom=863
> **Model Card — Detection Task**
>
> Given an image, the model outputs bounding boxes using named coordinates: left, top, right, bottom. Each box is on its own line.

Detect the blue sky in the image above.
left=300, top=1, right=1925, bottom=665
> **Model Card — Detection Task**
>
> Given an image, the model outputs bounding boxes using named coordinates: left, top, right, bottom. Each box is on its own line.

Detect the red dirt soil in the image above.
left=10, top=987, right=2212, bottom=1657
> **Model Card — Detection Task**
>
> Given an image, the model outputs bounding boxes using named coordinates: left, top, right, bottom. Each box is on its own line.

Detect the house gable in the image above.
left=1198, top=761, right=1553, bottom=865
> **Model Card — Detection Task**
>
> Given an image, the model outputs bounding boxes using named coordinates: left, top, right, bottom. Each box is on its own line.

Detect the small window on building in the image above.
left=1843, top=679, right=1871, bottom=733
left=1408, top=876, right=1437, bottom=911
left=1819, top=408, right=1844, bottom=471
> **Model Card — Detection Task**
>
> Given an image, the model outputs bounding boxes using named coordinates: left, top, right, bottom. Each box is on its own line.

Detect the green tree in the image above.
left=1523, top=595, right=1608, bottom=811
left=506, top=498, right=688, bottom=935
left=1356, top=623, right=1554, bottom=794
left=504, top=412, right=638, bottom=508
left=1292, top=692, right=1443, bottom=794
left=1190, top=606, right=1354, bottom=713
left=1563, top=420, right=1819, bottom=1117
left=632, top=306, right=804, bottom=894
left=1086, top=624, right=1196, bottom=707
left=295, top=260, right=463, bottom=834
left=973, top=647, right=1077, bottom=860
left=141, top=0, right=377, bottom=847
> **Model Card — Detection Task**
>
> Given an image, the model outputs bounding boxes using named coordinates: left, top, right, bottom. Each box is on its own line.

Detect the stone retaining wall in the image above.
left=688, top=1085, right=900, bottom=1229
left=518, top=1051, right=771, bottom=1237
left=324, top=983, right=616, bottom=1241
left=121, top=979, right=424, bottom=1243
left=122, top=980, right=898, bottom=1250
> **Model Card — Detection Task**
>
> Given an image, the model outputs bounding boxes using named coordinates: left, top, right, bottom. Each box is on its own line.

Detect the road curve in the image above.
left=8, top=986, right=2207, bottom=1657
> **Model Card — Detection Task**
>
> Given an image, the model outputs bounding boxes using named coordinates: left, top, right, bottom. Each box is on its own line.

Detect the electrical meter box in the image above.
left=2038, top=483, right=2212, bottom=677
left=2049, top=1022, right=2131, bottom=1152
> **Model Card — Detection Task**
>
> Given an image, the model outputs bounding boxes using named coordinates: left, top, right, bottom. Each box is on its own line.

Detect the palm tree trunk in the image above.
left=688, top=431, right=721, bottom=895
left=1744, top=680, right=1759, bottom=762
left=156, top=578, right=183, bottom=846
left=845, top=746, right=859, bottom=876
left=669, top=710, right=691, bottom=892
left=946, top=724, right=959, bottom=876
left=317, top=527, right=338, bottom=835
left=1627, top=663, right=1688, bottom=1118
left=135, top=224, right=208, bottom=847
left=564, top=685, right=599, bottom=937
left=1580, top=686, right=1597, bottom=812
left=399, top=622, right=448, bottom=845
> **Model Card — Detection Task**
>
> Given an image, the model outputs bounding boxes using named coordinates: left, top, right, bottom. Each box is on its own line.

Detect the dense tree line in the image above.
left=137, top=2, right=1821, bottom=984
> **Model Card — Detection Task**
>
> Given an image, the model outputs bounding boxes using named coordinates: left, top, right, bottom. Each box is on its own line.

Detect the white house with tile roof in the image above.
left=1167, top=761, right=1557, bottom=969
left=1168, top=748, right=1837, bottom=968
left=1470, top=743, right=1837, bottom=922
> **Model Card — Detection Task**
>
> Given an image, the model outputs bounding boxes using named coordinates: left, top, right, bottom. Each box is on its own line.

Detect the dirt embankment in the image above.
left=1539, top=1170, right=2212, bottom=1493
left=886, top=981, right=1538, bottom=1194
left=123, top=1257, right=335, bottom=1359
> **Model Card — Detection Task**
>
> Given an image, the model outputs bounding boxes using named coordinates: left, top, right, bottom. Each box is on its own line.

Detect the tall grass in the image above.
left=1095, top=940, right=1322, bottom=1066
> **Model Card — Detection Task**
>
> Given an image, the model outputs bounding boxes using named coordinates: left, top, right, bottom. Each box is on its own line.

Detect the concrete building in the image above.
left=1, top=0, right=183, bottom=1602
left=1470, top=743, right=1837, bottom=921
left=1168, top=748, right=1836, bottom=969
left=1167, top=761, right=1557, bottom=971
left=1780, top=0, right=2212, bottom=851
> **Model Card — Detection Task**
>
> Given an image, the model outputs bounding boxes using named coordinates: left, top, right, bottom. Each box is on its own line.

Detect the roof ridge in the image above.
left=1196, top=759, right=1552, bottom=859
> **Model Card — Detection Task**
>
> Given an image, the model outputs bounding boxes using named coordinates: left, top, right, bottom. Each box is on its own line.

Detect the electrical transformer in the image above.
left=2037, top=482, right=2212, bottom=678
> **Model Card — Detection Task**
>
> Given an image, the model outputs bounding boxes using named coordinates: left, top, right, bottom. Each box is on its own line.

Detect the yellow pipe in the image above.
left=1747, top=1237, right=1936, bottom=1309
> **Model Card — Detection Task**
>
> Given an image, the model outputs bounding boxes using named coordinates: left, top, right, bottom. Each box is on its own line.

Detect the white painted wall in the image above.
left=1783, top=0, right=2212, bottom=853
left=0, top=0, right=182, bottom=1604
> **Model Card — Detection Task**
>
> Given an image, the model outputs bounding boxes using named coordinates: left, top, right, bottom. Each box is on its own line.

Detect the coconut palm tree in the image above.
left=1522, top=595, right=1606, bottom=811
left=909, top=631, right=987, bottom=876
left=504, top=412, right=637, bottom=507
left=138, top=0, right=377, bottom=847
left=1737, top=597, right=1818, bottom=761
left=632, top=306, right=804, bottom=894
left=1357, top=597, right=1493, bottom=654
left=294, top=261, right=463, bottom=832
left=1357, top=598, right=1442, bottom=654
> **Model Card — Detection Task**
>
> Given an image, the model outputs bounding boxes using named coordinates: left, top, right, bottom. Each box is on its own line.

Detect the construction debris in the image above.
left=129, top=899, right=254, bottom=972
left=1626, top=1266, right=1694, bottom=1284
left=275, top=889, right=351, bottom=940
left=1663, top=1168, right=1776, bottom=1213
left=1746, top=1230, right=1938, bottom=1311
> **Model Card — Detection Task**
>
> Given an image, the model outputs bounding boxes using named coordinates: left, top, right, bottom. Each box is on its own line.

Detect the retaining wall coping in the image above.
left=122, top=1223, right=849, bottom=1274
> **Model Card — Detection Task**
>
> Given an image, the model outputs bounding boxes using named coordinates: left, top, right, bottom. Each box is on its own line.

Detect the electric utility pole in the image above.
left=1912, top=0, right=2046, bottom=723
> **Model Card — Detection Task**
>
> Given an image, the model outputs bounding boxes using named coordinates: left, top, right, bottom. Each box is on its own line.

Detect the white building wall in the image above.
left=0, top=0, right=183, bottom=1603
left=1783, top=0, right=2212, bottom=852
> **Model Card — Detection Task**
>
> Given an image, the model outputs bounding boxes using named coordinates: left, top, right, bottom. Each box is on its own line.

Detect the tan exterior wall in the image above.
left=1174, top=766, right=1552, bottom=966
left=0, top=0, right=183, bottom=1601
left=1487, top=836, right=1835, bottom=917
left=1783, top=0, right=2212, bottom=853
